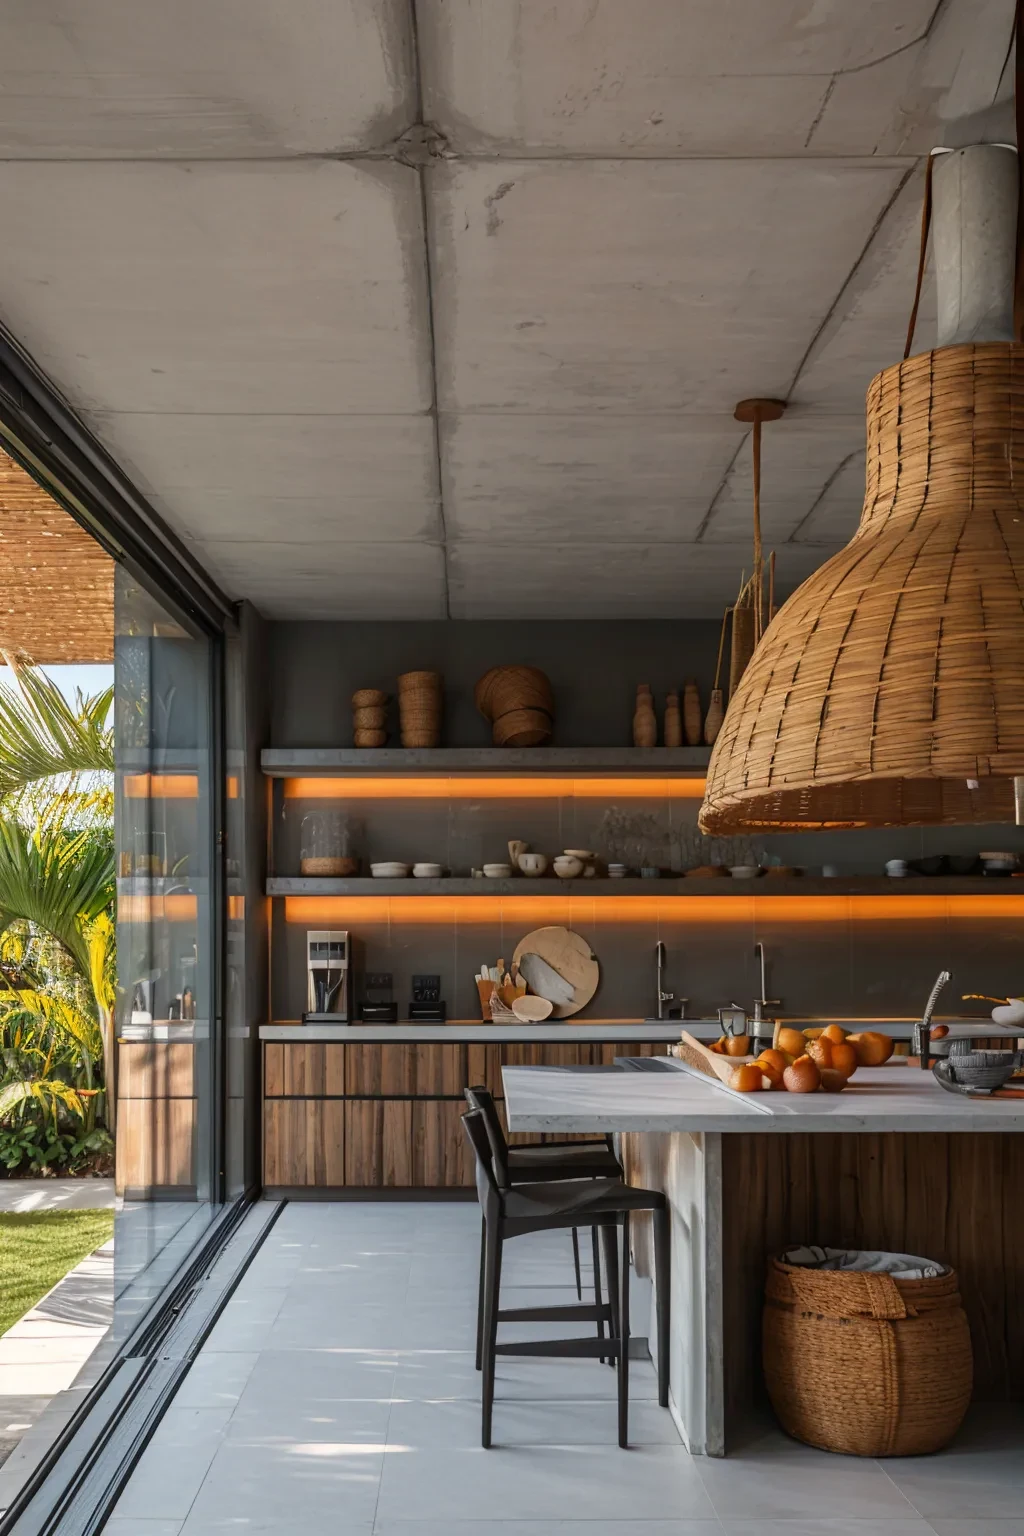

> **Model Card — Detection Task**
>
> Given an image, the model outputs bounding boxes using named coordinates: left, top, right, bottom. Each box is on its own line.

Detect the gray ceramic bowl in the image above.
left=949, top=1050, right=1016, bottom=1090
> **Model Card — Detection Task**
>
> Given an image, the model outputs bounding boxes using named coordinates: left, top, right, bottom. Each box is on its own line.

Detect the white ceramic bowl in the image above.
left=517, top=852, right=548, bottom=876
left=729, top=864, right=762, bottom=879
left=553, top=856, right=584, bottom=879
left=371, top=862, right=410, bottom=878
left=412, top=862, right=443, bottom=878
left=482, top=862, right=513, bottom=878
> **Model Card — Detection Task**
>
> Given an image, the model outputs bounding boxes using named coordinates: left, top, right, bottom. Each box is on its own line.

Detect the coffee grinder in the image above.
left=303, top=930, right=350, bottom=1023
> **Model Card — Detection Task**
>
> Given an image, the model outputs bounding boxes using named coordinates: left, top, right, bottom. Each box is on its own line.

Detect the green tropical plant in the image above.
left=0, top=655, right=113, bottom=802
left=0, top=663, right=116, bottom=1168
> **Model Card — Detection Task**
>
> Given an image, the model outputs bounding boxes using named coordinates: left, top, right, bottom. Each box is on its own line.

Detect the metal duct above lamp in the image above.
left=700, top=140, right=1024, bottom=833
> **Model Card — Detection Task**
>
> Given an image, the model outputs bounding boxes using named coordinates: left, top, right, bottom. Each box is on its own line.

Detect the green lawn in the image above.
left=0, top=1209, right=114, bottom=1336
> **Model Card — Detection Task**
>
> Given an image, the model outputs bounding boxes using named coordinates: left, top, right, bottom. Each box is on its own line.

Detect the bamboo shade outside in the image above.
left=700, top=344, right=1024, bottom=831
left=0, top=448, right=113, bottom=662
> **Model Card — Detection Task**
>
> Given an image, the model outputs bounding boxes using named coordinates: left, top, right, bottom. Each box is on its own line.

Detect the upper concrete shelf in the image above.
left=260, top=746, right=712, bottom=776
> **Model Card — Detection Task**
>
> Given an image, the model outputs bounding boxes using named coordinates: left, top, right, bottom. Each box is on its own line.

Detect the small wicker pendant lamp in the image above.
left=700, top=91, right=1024, bottom=831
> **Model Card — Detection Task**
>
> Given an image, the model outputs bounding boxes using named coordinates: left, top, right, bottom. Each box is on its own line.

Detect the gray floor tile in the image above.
left=391, top=1349, right=658, bottom=1403
left=183, top=1440, right=384, bottom=1526
left=103, top=1522, right=184, bottom=1535
left=201, top=1288, right=287, bottom=1352
left=696, top=1435, right=920, bottom=1522
left=172, top=1351, right=259, bottom=1408
left=718, top=1521, right=932, bottom=1535
left=375, top=1443, right=715, bottom=1522
left=386, top=1395, right=680, bottom=1447
left=111, top=1408, right=232, bottom=1520
left=926, top=1524, right=1024, bottom=1535
left=242, top=1347, right=399, bottom=1401
left=228, top=1394, right=391, bottom=1446
left=372, top=1524, right=720, bottom=1535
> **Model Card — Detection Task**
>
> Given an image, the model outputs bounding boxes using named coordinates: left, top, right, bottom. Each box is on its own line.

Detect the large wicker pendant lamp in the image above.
left=700, top=132, right=1024, bottom=831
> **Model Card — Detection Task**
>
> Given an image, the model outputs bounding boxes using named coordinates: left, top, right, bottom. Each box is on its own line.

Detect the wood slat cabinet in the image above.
left=262, top=1036, right=668, bottom=1194
left=116, top=1041, right=195, bottom=1197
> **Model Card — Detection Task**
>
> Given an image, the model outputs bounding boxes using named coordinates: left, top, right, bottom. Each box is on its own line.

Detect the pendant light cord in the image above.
left=906, top=0, right=1023, bottom=357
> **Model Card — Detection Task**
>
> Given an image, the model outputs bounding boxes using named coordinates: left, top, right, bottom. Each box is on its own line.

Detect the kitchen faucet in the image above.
left=655, top=943, right=687, bottom=1021
left=914, top=969, right=952, bottom=1069
left=752, top=941, right=781, bottom=1027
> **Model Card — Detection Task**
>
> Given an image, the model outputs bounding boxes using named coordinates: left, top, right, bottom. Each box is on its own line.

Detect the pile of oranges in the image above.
left=709, top=1023, right=894, bottom=1094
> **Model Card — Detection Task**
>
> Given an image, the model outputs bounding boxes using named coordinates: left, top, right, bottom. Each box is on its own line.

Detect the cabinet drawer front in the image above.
left=265, top=1042, right=345, bottom=1096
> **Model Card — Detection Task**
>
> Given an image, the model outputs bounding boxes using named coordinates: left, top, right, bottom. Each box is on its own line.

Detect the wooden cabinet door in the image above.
left=264, top=1100, right=345, bottom=1187
left=412, top=1100, right=475, bottom=1187
left=345, top=1100, right=414, bottom=1187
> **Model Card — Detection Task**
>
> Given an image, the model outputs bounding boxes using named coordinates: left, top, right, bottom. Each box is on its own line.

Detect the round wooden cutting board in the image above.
left=512, top=926, right=600, bottom=1019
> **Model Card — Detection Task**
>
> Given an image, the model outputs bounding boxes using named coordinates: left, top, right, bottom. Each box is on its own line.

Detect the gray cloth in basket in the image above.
left=783, top=1245, right=945, bottom=1281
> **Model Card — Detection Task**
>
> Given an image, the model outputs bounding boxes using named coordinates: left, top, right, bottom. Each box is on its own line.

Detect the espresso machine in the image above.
left=303, top=930, right=350, bottom=1023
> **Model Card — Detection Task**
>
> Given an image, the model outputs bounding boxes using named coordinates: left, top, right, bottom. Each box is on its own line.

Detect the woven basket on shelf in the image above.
left=763, top=1253, right=972, bottom=1457
left=701, top=343, right=1024, bottom=830
left=475, top=665, right=554, bottom=747
left=397, top=670, right=442, bottom=748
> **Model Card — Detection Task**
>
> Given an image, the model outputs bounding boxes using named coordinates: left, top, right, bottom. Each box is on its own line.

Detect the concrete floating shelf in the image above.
left=260, top=746, right=712, bottom=776
left=265, top=876, right=1012, bottom=897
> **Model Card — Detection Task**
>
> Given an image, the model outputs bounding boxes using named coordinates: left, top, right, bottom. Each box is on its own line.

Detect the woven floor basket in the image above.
left=763, top=1254, right=972, bottom=1457
left=701, top=343, right=1024, bottom=830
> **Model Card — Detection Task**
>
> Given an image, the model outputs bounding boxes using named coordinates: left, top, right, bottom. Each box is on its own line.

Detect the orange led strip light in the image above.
left=283, top=776, right=707, bottom=800
left=282, top=894, right=1024, bottom=926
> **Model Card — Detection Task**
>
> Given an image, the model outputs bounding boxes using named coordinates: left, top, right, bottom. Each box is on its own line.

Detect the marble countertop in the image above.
left=502, top=1060, right=1024, bottom=1133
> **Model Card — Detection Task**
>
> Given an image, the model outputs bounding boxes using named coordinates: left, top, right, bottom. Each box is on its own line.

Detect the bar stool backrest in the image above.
left=461, top=1108, right=501, bottom=1211
left=464, top=1085, right=510, bottom=1187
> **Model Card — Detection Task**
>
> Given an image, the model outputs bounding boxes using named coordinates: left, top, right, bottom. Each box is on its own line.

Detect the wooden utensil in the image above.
left=512, top=926, right=600, bottom=1019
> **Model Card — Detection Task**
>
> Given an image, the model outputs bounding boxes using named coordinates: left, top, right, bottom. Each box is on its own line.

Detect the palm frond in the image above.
left=0, top=986, right=103, bottom=1065
left=0, top=658, right=113, bottom=801
left=0, top=818, right=114, bottom=978
left=0, top=1076, right=84, bottom=1122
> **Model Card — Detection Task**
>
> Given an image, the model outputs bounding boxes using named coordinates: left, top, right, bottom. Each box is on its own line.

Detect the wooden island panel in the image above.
left=264, top=1098, right=345, bottom=1186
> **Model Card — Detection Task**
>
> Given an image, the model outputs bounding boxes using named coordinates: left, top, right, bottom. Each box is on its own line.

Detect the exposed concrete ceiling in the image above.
left=0, top=0, right=1014, bottom=620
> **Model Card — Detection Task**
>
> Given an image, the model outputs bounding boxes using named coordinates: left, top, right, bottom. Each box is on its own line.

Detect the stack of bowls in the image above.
left=475, top=665, right=554, bottom=747
left=352, top=689, right=388, bottom=748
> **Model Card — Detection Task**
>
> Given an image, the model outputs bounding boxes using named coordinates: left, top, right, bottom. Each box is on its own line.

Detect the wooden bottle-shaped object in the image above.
left=663, top=690, right=682, bottom=747
left=632, top=684, right=657, bottom=747
left=704, top=689, right=725, bottom=744
left=682, top=679, right=702, bottom=746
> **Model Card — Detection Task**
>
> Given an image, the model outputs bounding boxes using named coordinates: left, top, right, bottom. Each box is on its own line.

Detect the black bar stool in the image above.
left=462, top=1107, right=670, bottom=1449
left=464, top=1085, right=620, bottom=1357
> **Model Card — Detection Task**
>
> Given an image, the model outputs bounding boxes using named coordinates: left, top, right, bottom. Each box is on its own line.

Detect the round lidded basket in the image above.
left=763, top=1248, right=972, bottom=1457
left=300, top=810, right=358, bottom=877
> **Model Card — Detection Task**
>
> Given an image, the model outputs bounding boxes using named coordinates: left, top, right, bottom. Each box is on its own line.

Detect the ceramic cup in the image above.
left=885, top=859, right=908, bottom=877
left=553, top=856, right=584, bottom=879
left=517, top=852, right=548, bottom=876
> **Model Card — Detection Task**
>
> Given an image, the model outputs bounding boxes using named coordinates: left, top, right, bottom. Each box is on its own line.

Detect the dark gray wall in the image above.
left=269, top=619, right=723, bottom=748
left=267, top=620, right=1024, bottom=1025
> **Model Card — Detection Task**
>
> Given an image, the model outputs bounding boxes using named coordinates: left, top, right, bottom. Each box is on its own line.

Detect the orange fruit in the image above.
left=821, top=1024, right=848, bottom=1045
left=724, top=1034, right=751, bottom=1058
left=930, top=1024, right=950, bottom=1040
left=805, top=1037, right=834, bottom=1070
left=783, top=1054, right=821, bottom=1093
left=776, top=1027, right=807, bottom=1057
left=848, top=1030, right=894, bottom=1067
left=820, top=1068, right=849, bottom=1093
left=758, top=1047, right=787, bottom=1075
left=730, top=1063, right=764, bottom=1092
left=830, top=1041, right=858, bottom=1078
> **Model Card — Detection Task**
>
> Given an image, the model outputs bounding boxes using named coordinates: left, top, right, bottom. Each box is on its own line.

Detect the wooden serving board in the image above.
left=512, top=926, right=599, bottom=1019
left=674, top=1030, right=753, bottom=1085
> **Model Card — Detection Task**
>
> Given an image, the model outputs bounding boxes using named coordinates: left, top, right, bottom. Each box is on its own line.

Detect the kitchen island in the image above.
left=503, top=1058, right=1024, bottom=1456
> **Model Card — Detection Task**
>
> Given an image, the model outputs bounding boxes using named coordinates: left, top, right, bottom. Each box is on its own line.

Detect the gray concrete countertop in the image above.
left=259, top=1020, right=686, bottom=1043
left=502, top=1060, right=1024, bottom=1133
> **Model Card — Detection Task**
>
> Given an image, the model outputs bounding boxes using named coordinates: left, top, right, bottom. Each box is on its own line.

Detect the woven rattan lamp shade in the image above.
left=699, top=343, right=1024, bottom=832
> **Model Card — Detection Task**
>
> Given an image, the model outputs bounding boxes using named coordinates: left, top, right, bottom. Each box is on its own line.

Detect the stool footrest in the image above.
left=495, top=1337, right=625, bottom=1360
left=498, top=1303, right=611, bottom=1324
